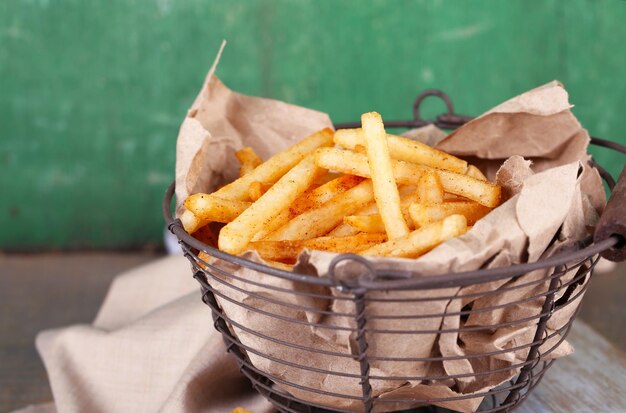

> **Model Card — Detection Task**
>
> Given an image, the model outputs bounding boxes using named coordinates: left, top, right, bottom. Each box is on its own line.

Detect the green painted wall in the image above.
left=1, top=0, right=625, bottom=249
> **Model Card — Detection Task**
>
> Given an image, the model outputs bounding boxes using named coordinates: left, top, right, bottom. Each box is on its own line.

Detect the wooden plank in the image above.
left=0, top=253, right=159, bottom=413
left=1, top=254, right=625, bottom=412
left=519, top=321, right=626, bottom=412
left=577, top=261, right=626, bottom=348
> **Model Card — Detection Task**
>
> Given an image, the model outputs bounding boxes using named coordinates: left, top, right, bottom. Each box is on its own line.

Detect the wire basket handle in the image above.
left=594, top=166, right=626, bottom=261
left=333, top=89, right=473, bottom=130
left=412, top=89, right=474, bottom=128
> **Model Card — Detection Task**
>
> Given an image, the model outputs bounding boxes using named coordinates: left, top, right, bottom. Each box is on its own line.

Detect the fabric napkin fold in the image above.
left=29, top=255, right=274, bottom=413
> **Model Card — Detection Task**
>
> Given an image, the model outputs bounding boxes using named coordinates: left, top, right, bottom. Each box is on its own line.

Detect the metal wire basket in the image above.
left=163, top=90, right=626, bottom=413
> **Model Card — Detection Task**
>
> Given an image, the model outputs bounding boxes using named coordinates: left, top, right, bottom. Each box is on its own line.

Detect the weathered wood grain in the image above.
left=1, top=255, right=624, bottom=412
left=0, top=253, right=159, bottom=413
left=518, top=321, right=626, bottom=413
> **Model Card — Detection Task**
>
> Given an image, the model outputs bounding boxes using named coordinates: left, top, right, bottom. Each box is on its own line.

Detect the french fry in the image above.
left=182, top=194, right=251, bottom=232
left=327, top=224, right=359, bottom=236
left=343, top=215, right=385, bottom=233
left=235, top=147, right=263, bottom=176
left=207, top=249, right=292, bottom=271
left=444, top=193, right=466, bottom=201
left=180, top=209, right=202, bottom=233
left=314, top=148, right=501, bottom=207
left=334, top=128, right=467, bottom=173
left=252, top=174, right=365, bottom=241
left=250, top=233, right=387, bottom=262
left=362, top=214, right=468, bottom=258
left=416, top=171, right=445, bottom=204
left=328, top=201, right=379, bottom=236
left=214, top=128, right=334, bottom=201
left=314, top=171, right=342, bottom=186
left=219, top=156, right=322, bottom=254
left=231, top=407, right=253, bottom=413
left=265, top=180, right=375, bottom=241
left=343, top=188, right=422, bottom=233
left=248, top=181, right=272, bottom=201
left=197, top=251, right=212, bottom=267
left=291, top=174, right=365, bottom=214
left=353, top=144, right=366, bottom=154
left=362, top=112, right=410, bottom=239
left=466, top=164, right=488, bottom=181
left=263, top=259, right=294, bottom=271
left=355, top=201, right=379, bottom=215
left=409, top=201, right=492, bottom=227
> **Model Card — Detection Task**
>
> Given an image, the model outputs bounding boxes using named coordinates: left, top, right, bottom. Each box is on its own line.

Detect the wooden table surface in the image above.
left=0, top=253, right=159, bottom=413
left=1, top=253, right=625, bottom=413
left=518, top=321, right=626, bottom=412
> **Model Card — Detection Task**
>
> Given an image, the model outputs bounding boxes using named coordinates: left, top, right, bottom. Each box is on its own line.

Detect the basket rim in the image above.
left=163, top=188, right=616, bottom=292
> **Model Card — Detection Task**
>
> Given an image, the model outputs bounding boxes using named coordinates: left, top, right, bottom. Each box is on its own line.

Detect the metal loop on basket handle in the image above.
left=413, top=89, right=454, bottom=120
left=412, top=89, right=474, bottom=128
left=327, top=253, right=378, bottom=292
left=334, top=89, right=474, bottom=130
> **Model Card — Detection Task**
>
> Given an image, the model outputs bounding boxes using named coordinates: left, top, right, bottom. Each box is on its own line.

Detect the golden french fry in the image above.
left=197, top=251, right=212, bottom=268
left=416, top=171, right=445, bottom=204
left=353, top=144, right=366, bottom=154
left=314, top=171, right=342, bottom=186
left=334, top=128, right=467, bottom=173
left=263, top=259, right=294, bottom=271
left=250, top=233, right=387, bottom=262
left=231, top=408, right=253, bottom=413
left=215, top=128, right=333, bottom=201
left=343, top=189, right=422, bottom=233
left=219, top=156, right=322, bottom=254
left=248, top=181, right=272, bottom=201
left=327, top=224, right=359, bottom=236
left=266, top=180, right=375, bottom=241
left=409, top=201, right=492, bottom=227
left=235, top=147, right=263, bottom=177
left=444, top=193, right=466, bottom=201
left=362, top=214, right=468, bottom=258
left=180, top=209, right=202, bottom=233
left=329, top=185, right=418, bottom=236
left=343, top=215, right=386, bottom=233
left=314, top=148, right=501, bottom=207
left=252, top=174, right=365, bottom=241
left=182, top=194, right=251, bottom=232
left=206, top=249, right=291, bottom=271
left=362, top=112, right=409, bottom=239
left=466, top=164, right=487, bottom=181
left=292, top=174, right=365, bottom=213
left=328, top=201, right=379, bottom=236
left=356, top=201, right=379, bottom=215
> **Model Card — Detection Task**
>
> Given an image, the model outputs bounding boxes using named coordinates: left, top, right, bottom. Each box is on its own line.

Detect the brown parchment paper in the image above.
left=175, top=42, right=333, bottom=213
left=175, top=48, right=606, bottom=412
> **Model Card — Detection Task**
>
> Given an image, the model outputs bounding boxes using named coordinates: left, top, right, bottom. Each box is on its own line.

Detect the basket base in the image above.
left=236, top=359, right=555, bottom=413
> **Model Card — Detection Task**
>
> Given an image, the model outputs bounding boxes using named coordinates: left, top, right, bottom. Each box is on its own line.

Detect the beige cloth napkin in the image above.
left=29, top=255, right=275, bottom=413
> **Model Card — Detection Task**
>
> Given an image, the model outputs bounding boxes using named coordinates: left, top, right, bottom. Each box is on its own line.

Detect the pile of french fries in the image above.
left=180, top=112, right=502, bottom=268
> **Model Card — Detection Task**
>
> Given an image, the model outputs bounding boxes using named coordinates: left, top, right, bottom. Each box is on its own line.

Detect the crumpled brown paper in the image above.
left=176, top=47, right=605, bottom=412
left=176, top=42, right=333, bottom=214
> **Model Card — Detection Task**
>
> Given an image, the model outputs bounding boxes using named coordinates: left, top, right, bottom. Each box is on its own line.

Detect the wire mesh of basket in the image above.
left=163, top=90, right=626, bottom=413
